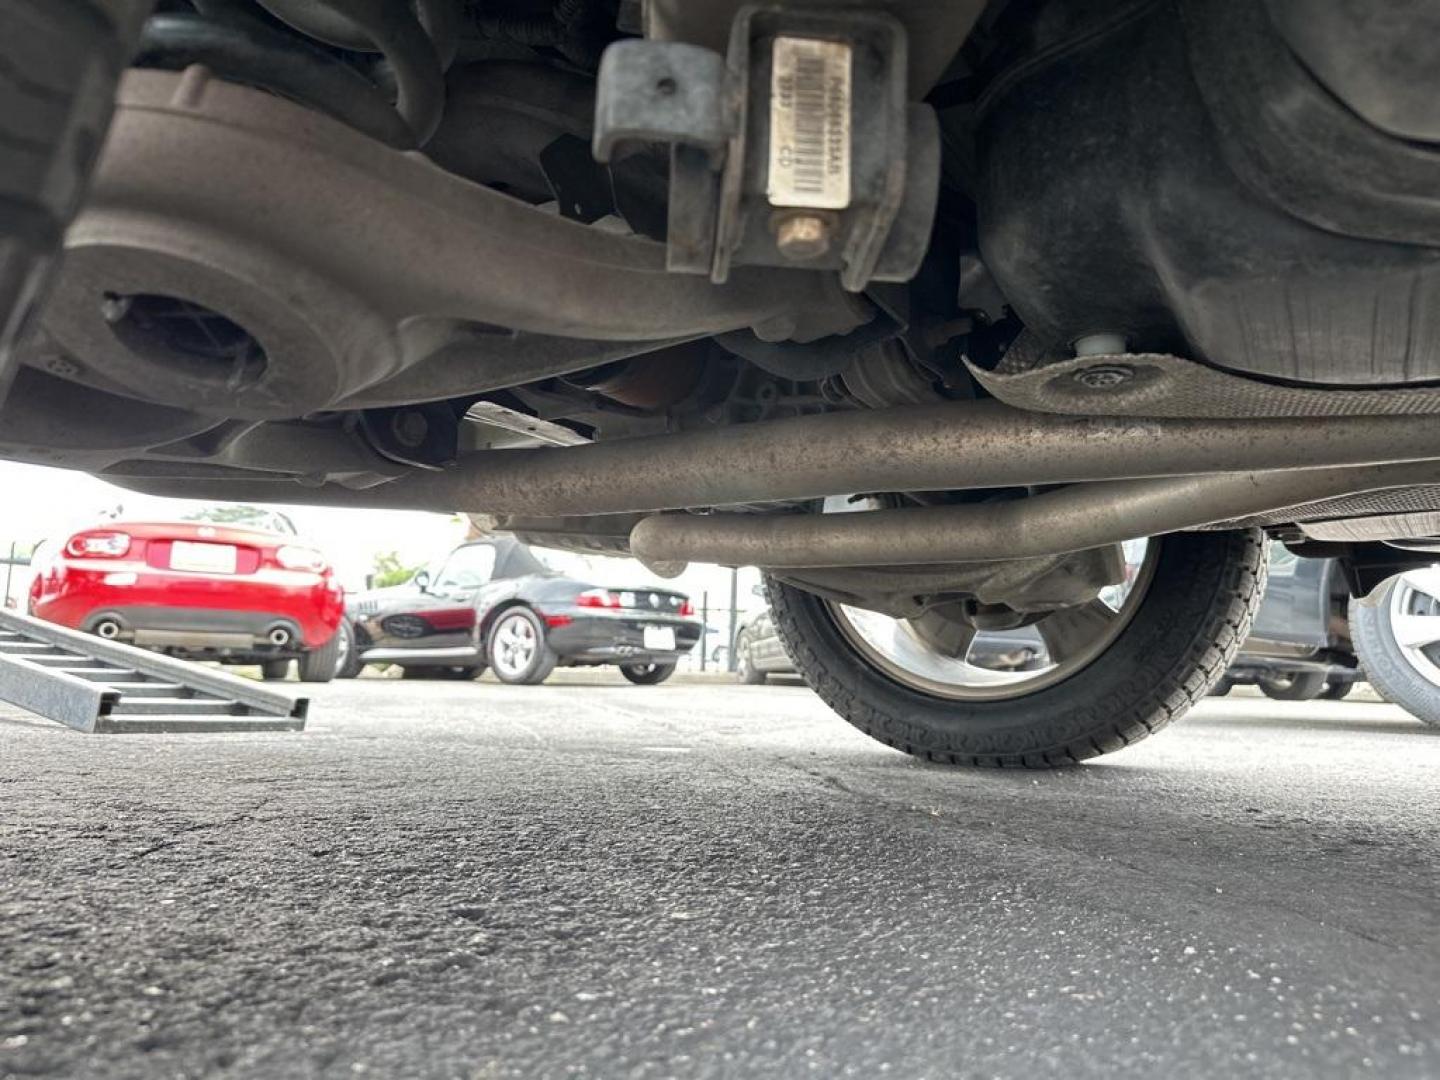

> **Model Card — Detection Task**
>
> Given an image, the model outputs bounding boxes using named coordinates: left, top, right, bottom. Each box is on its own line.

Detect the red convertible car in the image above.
left=28, top=519, right=346, bottom=682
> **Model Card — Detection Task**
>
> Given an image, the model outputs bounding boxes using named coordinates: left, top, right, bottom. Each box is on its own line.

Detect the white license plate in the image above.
left=643, top=625, right=676, bottom=651
left=170, top=541, right=238, bottom=574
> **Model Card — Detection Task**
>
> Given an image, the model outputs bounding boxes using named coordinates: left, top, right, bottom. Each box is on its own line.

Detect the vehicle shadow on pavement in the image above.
left=1184, top=714, right=1438, bottom=738
left=828, top=748, right=1177, bottom=785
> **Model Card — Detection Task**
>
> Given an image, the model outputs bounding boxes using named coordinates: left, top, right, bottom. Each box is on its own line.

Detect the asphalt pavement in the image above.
left=2, top=672, right=1438, bottom=1079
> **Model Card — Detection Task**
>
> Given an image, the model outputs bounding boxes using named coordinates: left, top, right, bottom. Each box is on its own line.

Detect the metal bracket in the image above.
left=594, top=41, right=732, bottom=163
left=593, top=5, right=939, bottom=292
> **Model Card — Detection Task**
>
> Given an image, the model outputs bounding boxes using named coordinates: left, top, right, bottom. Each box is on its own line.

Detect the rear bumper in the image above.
left=77, top=606, right=309, bottom=653
left=33, top=567, right=343, bottom=650
left=544, top=612, right=702, bottom=665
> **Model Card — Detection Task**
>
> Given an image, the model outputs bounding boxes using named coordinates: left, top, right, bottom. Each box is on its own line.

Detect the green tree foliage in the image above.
left=371, top=550, right=423, bottom=588
left=181, top=504, right=297, bottom=534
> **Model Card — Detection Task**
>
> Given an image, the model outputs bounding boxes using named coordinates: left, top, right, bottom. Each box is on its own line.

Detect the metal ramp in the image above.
left=0, top=609, right=308, bottom=733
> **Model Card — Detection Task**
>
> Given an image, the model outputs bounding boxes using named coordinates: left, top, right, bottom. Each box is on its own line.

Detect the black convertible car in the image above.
left=339, top=537, right=701, bottom=684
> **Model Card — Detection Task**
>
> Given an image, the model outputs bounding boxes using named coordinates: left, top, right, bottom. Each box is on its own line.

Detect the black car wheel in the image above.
left=487, top=607, right=557, bottom=686
left=334, top=620, right=364, bottom=679
left=1349, top=573, right=1440, bottom=727
left=735, top=630, right=767, bottom=685
left=620, top=661, right=677, bottom=685
left=296, top=627, right=343, bottom=683
left=765, top=530, right=1266, bottom=768
left=1257, top=671, right=1327, bottom=701
left=1321, top=679, right=1355, bottom=700
left=260, top=659, right=290, bottom=681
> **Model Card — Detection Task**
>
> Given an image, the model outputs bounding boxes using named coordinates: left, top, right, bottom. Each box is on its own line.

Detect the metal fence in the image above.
left=689, top=595, right=744, bottom=673
left=1, top=542, right=29, bottom=611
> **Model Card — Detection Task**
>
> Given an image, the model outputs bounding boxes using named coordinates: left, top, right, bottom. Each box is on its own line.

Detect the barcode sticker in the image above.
left=767, top=36, right=852, bottom=209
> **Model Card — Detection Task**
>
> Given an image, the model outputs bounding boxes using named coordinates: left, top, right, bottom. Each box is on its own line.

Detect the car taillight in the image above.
left=678, top=599, right=695, bottom=616
left=63, top=531, right=130, bottom=558
left=276, top=545, right=327, bottom=572
left=576, top=588, right=622, bottom=609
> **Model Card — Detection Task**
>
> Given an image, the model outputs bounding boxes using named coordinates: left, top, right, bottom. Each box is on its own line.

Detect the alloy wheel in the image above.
left=1387, top=568, right=1440, bottom=689
left=492, top=613, right=539, bottom=678
left=828, top=539, right=1157, bottom=702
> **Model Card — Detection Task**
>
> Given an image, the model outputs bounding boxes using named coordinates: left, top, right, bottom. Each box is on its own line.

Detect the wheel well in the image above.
left=346, top=616, right=373, bottom=650
left=1287, top=540, right=1436, bottom=599
left=479, top=600, right=535, bottom=642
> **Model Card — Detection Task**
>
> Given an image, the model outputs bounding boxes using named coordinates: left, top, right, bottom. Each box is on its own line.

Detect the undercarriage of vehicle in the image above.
left=5, top=0, right=1440, bottom=763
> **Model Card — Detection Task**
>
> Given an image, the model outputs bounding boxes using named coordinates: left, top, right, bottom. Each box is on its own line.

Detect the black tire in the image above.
left=334, top=620, right=364, bottom=679
left=1349, top=579, right=1440, bottom=727
left=1257, top=671, right=1327, bottom=701
left=735, top=631, right=767, bottom=684
left=1321, top=679, right=1355, bottom=701
left=0, top=1, right=151, bottom=354
left=296, top=628, right=342, bottom=683
left=1209, top=676, right=1234, bottom=697
left=766, top=529, right=1267, bottom=768
left=619, top=661, right=677, bottom=685
left=486, top=607, right=557, bottom=686
left=259, top=659, right=290, bottom=681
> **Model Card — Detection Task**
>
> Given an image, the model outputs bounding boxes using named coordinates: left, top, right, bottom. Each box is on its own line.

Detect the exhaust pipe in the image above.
left=93, top=619, right=122, bottom=640
left=107, top=401, right=1440, bottom=518
left=267, top=627, right=292, bottom=648
left=630, top=461, right=1440, bottom=570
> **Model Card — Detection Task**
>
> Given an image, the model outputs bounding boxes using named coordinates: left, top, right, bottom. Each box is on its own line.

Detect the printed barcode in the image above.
left=767, top=37, right=852, bottom=210
left=789, top=55, right=829, bottom=196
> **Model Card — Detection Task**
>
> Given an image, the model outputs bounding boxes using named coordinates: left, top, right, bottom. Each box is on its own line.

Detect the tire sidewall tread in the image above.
left=1349, top=579, right=1440, bottom=727
left=765, top=530, right=1267, bottom=768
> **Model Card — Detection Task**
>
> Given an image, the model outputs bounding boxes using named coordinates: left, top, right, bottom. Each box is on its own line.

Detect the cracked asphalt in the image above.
left=2, top=673, right=1438, bottom=1079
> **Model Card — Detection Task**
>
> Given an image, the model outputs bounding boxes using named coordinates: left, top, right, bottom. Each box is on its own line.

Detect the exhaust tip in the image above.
left=93, top=620, right=122, bottom=639
left=267, top=627, right=292, bottom=647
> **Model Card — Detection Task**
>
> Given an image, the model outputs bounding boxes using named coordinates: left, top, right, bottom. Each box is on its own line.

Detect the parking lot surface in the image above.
left=2, top=673, right=1438, bottom=1079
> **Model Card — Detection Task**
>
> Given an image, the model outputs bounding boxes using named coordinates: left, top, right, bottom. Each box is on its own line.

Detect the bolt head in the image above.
left=1073, top=364, right=1135, bottom=390
left=773, top=213, right=831, bottom=260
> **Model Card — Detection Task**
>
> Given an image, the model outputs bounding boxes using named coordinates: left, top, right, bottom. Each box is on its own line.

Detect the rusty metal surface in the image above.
left=627, top=462, right=1440, bottom=569
left=106, top=401, right=1440, bottom=518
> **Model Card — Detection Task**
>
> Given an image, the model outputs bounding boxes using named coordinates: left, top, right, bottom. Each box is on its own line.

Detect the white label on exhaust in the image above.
left=767, top=36, right=852, bottom=209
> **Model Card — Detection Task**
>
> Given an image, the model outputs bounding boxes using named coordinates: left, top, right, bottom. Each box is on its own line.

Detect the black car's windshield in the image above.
left=431, top=544, right=498, bottom=592
left=180, top=504, right=298, bottom=536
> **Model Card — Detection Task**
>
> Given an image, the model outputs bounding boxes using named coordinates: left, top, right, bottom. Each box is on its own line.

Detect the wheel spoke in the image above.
left=1391, top=611, right=1440, bottom=649
left=1036, top=599, right=1120, bottom=665
left=1400, top=566, right=1440, bottom=607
